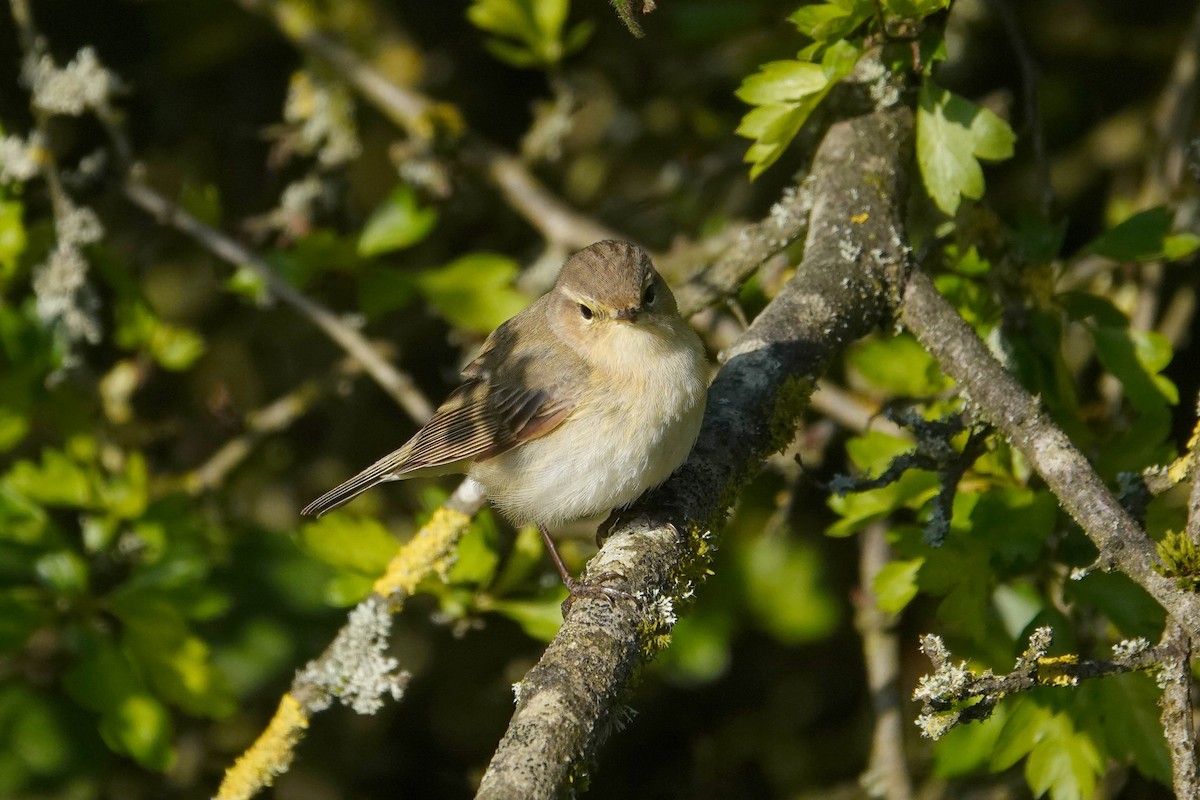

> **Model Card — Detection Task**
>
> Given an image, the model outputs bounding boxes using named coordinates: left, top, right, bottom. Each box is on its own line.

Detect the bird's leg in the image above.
left=537, top=524, right=634, bottom=611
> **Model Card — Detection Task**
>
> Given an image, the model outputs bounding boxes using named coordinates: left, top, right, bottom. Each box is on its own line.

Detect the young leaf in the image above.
left=358, top=186, right=438, bottom=257
left=415, top=253, right=529, bottom=333
left=916, top=78, right=1015, bottom=215
left=789, top=0, right=873, bottom=44
left=467, top=0, right=587, bottom=68
left=736, top=40, right=861, bottom=178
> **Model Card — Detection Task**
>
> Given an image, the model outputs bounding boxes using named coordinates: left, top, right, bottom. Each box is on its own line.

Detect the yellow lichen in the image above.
left=372, top=505, right=472, bottom=599
left=215, top=694, right=309, bottom=800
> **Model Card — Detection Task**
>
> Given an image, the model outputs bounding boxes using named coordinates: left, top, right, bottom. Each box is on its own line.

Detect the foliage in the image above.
left=0, top=0, right=1197, bottom=797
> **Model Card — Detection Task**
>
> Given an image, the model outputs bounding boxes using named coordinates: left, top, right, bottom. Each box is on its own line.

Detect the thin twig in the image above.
left=856, top=522, right=913, bottom=800
left=181, top=378, right=326, bottom=494
left=122, top=178, right=434, bottom=424
left=1151, top=1, right=1200, bottom=197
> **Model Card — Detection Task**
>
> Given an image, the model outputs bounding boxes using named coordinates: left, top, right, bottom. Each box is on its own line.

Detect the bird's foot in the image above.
left=561, top=570, right=636, bottom=616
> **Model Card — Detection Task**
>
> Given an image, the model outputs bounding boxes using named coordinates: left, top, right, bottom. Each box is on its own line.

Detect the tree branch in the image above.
left=856, top=522, right=913, bottom=800
left=239, top=0, right=620, bottom=251
left=475, top=106, right=914, bottom=800
left=214, top=478, right=486, bottom=800
left=901, top=270, right=1200, bottom=637
left=122, top=178, right=434, bottom=424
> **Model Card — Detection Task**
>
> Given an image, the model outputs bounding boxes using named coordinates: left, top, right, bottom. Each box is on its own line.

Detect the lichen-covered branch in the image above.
left=1159, top=624, right=1199, bottom=799
left=475, top=106, right=914, bottom=800
left=214, top=478, right=486, bottom=800
left=914, top=628, right=1165, bottom=740
left=901, top=271, right=1200, bottom=637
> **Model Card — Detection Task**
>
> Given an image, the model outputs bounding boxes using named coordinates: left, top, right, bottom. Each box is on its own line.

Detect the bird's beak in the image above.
left=612, top=307, right=639, bottom=322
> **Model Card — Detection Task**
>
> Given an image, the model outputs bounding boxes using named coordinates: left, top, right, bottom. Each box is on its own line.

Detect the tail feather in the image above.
left=301, top=450, right=409, bottom=518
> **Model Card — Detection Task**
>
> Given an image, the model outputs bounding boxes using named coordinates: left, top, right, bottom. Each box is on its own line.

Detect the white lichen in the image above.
left=915, top=709, right=959, bottom=740
left=0, top=133, right=42, bottom=182
left=296, top=595, right=409, bottom=714
left=1111, top=637, right=1150, bottom=659
left=25, top=47, right=116, bottom=116
left=56, top=201, right=104, bottom=247
left=32, top=243, right=102, bottom=346
left=912, top=658, right=971, bottom=703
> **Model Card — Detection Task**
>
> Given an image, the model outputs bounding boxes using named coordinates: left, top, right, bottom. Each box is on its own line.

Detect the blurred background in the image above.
left=1, top=0, right=1198, bottom=797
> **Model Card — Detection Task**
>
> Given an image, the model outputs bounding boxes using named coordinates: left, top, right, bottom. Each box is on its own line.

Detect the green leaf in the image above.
left=917, top=78, right=1015, bottom=215
left=299, top=513, right=398, bottom=576
left=358, top=266, right=417, bottom=319
left=968, top=488, right=1057, bottom=569
left=1024, top=713, right=1102, bottom=800
left=740, top=536, right=839, bottom=643
left=885, top=0, right=950, bottom=18
left=6, top=449, right=95, bottom=508
left=467, top=0, right=576, bottom=67
left=179, top=183, right=221, bottom=227
left=1085, top=207, right=1200, bottom=263
left=110, top=589, right=236, bottom=718
left=98, top=694, right=174, bottom=771
left=64, top=637, right=174, bottom=769
left=789, top=0, right=873, bottom=43
left=873, top=557, right=923, bottom=613
left=0, top=199, right=26, bottom=283
left=735, top=60, right=829, bottom=105
left=446, top=514, right=499, bottom=586
left=850, top=334, right=946, bottom=397
left=736, top=40, right=861, bottom=178
left=114, top=300, right=206, bottom=371
left=357, top=186, right=437, bottom=257
left=993, top=698, right=1103, bottom=800
left=8, top=692, right=70, bottom=774
left=0, top=589, right=43, bottom=649
left=33, top=550, right=88, bottom=594
left=1091, top=325, right=1177, bottom=415
left=415, top=253, right=529, bottom=333
left=490, top=596, right=564, bottom=641
left=1078, top=673, right=1171, bottom=785
left=933, top=703, right=1009, bottom=777
left=1066, top=571, right=1164, bottom=640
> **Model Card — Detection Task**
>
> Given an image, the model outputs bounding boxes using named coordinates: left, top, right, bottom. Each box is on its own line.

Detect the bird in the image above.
left=302, top=240, right=709, bottom=599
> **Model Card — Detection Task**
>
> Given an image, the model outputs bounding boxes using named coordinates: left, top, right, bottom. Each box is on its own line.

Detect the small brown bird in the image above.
left=303, top=240, right=708, bottom=593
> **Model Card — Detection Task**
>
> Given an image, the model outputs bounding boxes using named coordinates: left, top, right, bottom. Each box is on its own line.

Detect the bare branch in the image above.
left=476, top=107, right=914, bottom=800
left=856, top=523, right=913, bottom=800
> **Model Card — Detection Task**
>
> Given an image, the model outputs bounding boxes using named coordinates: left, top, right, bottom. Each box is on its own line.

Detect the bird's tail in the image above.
left=300, top=446, right=412, bottom=517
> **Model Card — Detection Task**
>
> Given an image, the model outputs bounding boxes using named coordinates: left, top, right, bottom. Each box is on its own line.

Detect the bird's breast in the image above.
left=471, top=325, right=707, bottom=527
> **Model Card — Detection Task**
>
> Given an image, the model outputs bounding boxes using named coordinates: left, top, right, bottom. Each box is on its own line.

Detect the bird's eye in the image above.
left=579, top=303, right=594, bottom=320
left=642, top=284, right=656, bottom=305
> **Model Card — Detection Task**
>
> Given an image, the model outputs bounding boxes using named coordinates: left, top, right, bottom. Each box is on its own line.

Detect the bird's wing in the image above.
left=300, top=373, right=575, bottom=518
